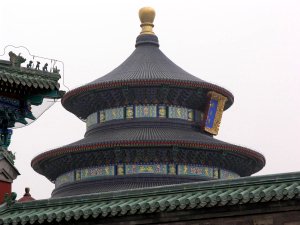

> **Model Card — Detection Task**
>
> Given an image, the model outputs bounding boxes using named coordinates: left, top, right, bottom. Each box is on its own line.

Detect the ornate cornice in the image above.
left=62, top=79, right=234, bottom=111
left=31, top=140, right=265, bottom=170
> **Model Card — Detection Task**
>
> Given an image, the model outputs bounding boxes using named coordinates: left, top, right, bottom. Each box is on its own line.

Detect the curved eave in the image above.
left=62, top=79, right=234, bottom=118
left=31, top=140, right=265, bottom=174
left=0, top=67, right=61, bottom=91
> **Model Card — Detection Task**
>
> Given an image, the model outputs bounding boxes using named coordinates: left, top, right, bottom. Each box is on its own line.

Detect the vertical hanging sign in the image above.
left=204, top=91, right=227, bottom=135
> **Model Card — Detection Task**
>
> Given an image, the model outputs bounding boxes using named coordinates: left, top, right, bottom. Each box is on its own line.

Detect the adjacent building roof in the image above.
left=0, top=172, right=299, bottom=225
left=0, top=61, right=61, bottom=91
left=17, top=188, right=35, bottom=203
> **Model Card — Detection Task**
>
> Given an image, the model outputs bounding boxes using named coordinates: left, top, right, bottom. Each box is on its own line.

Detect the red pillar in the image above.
left=0, top=181, right=11, bottom=204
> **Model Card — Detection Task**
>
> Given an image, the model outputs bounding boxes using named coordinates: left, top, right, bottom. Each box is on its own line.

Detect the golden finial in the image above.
left=139, top=7, right=156, bottom=35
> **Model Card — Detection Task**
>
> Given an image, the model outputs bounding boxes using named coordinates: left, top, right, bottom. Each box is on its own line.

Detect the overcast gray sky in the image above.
left=1, top=0, right=300, bottom=199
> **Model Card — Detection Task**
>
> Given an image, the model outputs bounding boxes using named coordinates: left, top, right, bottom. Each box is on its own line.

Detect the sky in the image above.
left=1, top=0, right=300, bottom=199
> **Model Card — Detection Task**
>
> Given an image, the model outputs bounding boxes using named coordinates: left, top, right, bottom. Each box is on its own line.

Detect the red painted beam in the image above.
left=0, top=181, right=11, bottom=204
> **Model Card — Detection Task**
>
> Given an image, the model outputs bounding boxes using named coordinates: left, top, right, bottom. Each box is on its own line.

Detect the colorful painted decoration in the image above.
left=168, top=164, right=176, bottom=175
left=75, top=170, right=81, bottom=181
left=99, top=111, right=105, bottom=123
left=55, top=164, right=239, bottom=188
left=204, top=91, right=228, bottom=135
left=55, top=171, right=74, bottom=187
left=188, top=109, right=194, bottom=121
left=220, top=169, right=239, bottom=179
left=105, top=107, right=124, bottom=121
left=117, top=164, right=125, bottom=175
left=177, top=164, right=214, bottom=177
left=168, top=106, right=188, bottom=120
left=86, top=112, right=98, bottom=128
left=88, top=105, right=200, bottom=127
left=205, top=99, right=218, bottom=128
left=135, top=105, right=157, bottom=118
left=158, top=105, right=167, bottom=118
left=213, top=168, right=219, bottom=179
left=194, top=110, right=205, bottom=125
left=126, top=106, right=134, bottom=119
left=126, top=164, right=167, bottom=174
left=80, top=166, right=115, bottom=180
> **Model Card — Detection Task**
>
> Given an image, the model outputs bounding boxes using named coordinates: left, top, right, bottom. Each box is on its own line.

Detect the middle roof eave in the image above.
left=31, top=126, right=265, bottom=175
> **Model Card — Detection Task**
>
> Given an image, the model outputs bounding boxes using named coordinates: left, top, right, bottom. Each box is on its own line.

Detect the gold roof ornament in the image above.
left=139, top=7, right=156, bottom=35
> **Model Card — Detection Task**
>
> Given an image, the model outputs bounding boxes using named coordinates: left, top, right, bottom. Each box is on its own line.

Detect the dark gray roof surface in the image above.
left=62, top=35, right=234, bottom=118
left=32, top=121, right=265, bottom=171
left=69, top=127, right=231, bottom=147
left=52, top=174, right=209, bottom=198
left=89, top=44, right=203, bottom=84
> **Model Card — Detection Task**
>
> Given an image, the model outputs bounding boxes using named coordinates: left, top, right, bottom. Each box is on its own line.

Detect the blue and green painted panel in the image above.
left=158, top=105, right=167, bottom=118
left=194, top=110, right=204, bottom=123
left=126, top=164, right=167, bottom=174
left=87, top=104, right=205, bottom=127
left=126, top=106, right=134, bottom=119
left=55, top=171, right=74, bottom=187
left=177, top=165, right=214, bottom=177
left=168, top=106, right=188, bottom=120
left=80, top=166, right=115, bottom=179
left=135, top=105, right=157, bottom=118
left=56, top=164, right=240, bottom=188
left=117, top=164, right=125, bottom=175
left=99, top=111, right=105, bottom=123
left=188, top=109, right=194, bottom=121
left=168, top=164, right=176, bottom=175
left=105, top=107, right=124, bottom=121
left=86, top=112, right=98, bottom=128
left=220, top=169, right=239, bottom=179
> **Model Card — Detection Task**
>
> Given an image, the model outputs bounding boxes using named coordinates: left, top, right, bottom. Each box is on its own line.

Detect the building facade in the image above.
left=32, top=7, right=264, bottom=198
left=0, top=7, right=299, bottom=225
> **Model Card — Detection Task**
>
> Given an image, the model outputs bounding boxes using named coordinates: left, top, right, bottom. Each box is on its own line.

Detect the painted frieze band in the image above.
left=86, top=104, right=202, bottom=128
left=55, top=164, right=239, bottom=187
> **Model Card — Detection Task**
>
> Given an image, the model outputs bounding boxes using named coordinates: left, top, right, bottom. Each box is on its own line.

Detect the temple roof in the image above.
left=62, top=14, right=234, bottom=119
left=31, top=7, right=265, bottom=199
left=91, top=36, right=203, bottom=84
left=31, top=119, right=265, bottom=179
left=0, top=171, right=299, bottom=225
left=39, top=126, right=262, bottom=160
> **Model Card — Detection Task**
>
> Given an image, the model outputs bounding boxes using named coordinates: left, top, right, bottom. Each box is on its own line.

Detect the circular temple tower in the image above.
left=31, top=7, right=265, bottom=198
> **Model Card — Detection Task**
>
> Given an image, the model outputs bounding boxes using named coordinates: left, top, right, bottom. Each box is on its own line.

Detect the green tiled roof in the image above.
left=0, top=66, right=60, bottom=90
left=0, top=172, right=300, bottom=225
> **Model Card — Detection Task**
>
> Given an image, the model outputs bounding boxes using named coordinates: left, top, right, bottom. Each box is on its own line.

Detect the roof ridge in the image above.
left=6, top=171, right=300, bottom=209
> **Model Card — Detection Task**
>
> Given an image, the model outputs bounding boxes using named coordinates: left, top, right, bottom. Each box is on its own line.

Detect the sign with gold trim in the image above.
left=204, top=91, right=227, bottom=135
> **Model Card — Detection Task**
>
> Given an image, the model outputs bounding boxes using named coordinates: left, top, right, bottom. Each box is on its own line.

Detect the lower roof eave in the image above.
left=0, top=171, right=299, bottom=225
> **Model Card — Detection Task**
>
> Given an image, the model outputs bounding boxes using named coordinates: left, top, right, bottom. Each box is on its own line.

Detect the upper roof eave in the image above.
left=61, top=35, right=234, bottom=117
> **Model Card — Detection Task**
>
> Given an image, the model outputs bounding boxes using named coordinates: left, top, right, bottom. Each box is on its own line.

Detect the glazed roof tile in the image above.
left=62, top=35, right=234, bottom=117
left=90, top=44, right=204, bottom=83
left=0, top=172, right=299, bottom=225
left=31, top=125, right=265, bottom=171
left=0, top=67, right=61, bottom=91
